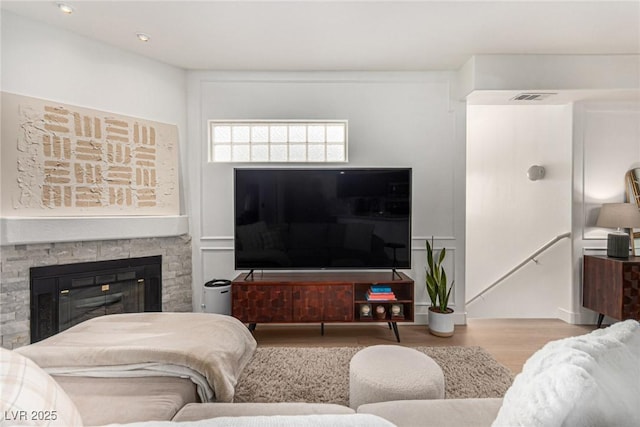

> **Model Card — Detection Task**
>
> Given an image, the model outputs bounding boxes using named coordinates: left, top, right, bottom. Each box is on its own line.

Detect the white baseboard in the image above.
left=557, top=307, right=605, bottom=325
left=557, top=308, right=581, bottom=324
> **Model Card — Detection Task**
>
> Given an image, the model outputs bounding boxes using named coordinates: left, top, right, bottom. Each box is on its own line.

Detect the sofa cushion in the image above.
left=54, top=376, right=197, bottom=426
left=357, top=398, right=503, bottom=427
left=492, top=320, right=640, bottom=427
left=173, top=402, right=355, bottom=421
left=0, top=347, right=83, bottom=426
left=104, top=414, right=394, bottom=427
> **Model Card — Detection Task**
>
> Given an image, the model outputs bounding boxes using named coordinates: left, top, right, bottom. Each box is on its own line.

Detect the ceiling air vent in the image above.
left=511, top=93, right=557, bottom=101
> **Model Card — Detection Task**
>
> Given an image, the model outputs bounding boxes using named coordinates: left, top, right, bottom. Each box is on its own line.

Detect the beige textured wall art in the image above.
left=1, top=93, right=180, bottom=216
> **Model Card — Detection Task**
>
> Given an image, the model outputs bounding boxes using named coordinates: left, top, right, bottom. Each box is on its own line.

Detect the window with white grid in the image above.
left=208, top=120, right=347, bottom=163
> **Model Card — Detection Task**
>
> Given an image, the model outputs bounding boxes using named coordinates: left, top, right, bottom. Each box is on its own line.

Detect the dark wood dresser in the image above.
left=583, top=255, right=640, bottom=327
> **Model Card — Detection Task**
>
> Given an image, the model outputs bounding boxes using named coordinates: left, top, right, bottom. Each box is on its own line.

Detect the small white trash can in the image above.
left=202, top=279, right=231, bottom=315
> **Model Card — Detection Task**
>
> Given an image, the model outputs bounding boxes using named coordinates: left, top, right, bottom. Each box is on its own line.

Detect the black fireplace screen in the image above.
left=30, top=256, right=161, bottom=343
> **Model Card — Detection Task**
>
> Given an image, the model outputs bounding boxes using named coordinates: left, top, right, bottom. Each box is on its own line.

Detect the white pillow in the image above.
left=1, top=347, right=83, bottom=426
left=492, top=320, right=640, bottom=427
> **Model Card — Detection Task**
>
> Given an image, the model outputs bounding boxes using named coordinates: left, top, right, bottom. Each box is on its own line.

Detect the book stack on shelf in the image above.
left=366, top=284, right=397, bottom=301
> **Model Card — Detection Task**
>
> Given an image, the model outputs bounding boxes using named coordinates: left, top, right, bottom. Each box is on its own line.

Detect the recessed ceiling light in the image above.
left=136, top=33, right=151, bottom=42
left=56, top=3, right=74, bottom=15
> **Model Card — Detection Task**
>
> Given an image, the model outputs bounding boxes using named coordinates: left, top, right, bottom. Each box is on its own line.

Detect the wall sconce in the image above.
left=527, top=165, right=546, bottom=181
left=56, top=2, right=74, bottom=14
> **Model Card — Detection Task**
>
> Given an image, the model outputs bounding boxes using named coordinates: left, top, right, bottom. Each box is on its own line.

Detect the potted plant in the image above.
left=425, top=237, right=454, bottom=337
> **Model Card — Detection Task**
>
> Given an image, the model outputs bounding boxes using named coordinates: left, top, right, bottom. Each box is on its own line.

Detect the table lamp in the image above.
left=596, top=203, right=640, bottom=258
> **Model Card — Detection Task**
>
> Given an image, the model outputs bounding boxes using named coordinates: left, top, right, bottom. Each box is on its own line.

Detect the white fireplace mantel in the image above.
left=0, top=215, right=189, bottom=245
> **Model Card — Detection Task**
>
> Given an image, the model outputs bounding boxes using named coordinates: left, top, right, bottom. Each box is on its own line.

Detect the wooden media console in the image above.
left=231, top=271, right=414, bottom=342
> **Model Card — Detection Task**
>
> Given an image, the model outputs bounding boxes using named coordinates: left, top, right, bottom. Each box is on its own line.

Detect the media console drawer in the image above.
left=231, top=271, right=414, bottom=342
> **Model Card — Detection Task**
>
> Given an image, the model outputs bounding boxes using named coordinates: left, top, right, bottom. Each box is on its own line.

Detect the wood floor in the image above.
left=250, top=319, right=595, bottom=374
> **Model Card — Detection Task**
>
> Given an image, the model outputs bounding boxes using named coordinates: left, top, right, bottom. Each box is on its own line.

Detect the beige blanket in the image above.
left=16, top=312, right=257, bottom=402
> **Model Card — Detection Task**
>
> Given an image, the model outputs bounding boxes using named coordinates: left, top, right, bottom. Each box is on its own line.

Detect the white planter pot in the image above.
left=428, top=307, right=454, bottom=337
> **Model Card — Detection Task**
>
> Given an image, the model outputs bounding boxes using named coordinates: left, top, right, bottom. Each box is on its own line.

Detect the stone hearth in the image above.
left=0, top=235, right=192, bottom=349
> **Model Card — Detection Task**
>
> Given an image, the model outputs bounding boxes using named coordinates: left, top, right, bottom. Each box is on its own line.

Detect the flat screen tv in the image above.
left=234, top=168, right=411, bottom=270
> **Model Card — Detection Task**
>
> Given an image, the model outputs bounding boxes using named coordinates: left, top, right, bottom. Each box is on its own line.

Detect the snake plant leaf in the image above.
left=438, top=247, right=446, bottom=265
left=426, top=240, right=434, bottom=268
left=425, top=271, right=438, bottom=307
left=424, top=236, right=454, bottom=312
left=443, top=280, right=455, bottom=309
left=438, top=268, right=448, bottom=310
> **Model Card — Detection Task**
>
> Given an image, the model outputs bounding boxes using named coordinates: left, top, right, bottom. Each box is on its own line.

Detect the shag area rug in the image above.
left=234, top=346, right=513, bottom=405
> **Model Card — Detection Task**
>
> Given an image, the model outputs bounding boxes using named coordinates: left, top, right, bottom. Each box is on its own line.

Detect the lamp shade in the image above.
left=596, top=203, right=640, bottom=229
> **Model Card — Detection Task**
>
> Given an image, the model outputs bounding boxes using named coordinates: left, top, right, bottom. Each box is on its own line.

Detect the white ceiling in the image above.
left=2, top=1, right=639, bottom=71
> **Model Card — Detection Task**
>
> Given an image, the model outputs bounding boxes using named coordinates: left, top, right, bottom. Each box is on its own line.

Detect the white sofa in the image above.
left=2, top=320, right=638, bottom=427
left=358, top=319, right=640, bottom=427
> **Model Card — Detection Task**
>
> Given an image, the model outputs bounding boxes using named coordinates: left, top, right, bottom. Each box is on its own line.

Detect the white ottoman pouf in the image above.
left=349, top=345, right=445, bottom=409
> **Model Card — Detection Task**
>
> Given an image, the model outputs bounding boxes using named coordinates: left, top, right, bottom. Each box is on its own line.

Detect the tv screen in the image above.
left=234, top=168, right=412, bottom=270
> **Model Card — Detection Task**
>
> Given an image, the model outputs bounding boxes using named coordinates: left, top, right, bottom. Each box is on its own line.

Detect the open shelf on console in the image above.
left=353, top=279, right=414, bottom=322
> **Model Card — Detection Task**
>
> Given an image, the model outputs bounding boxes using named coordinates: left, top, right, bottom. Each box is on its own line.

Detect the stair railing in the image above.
left=465, top=232, right=571, bottom=306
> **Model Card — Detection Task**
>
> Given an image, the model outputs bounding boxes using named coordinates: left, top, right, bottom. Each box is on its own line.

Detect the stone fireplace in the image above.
left=30, top=256, right=162, bottom=343
left=1, top=235, right=192, bottom=349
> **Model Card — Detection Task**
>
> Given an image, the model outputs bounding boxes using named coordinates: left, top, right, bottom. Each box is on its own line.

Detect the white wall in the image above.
left=571, top=101, right=640, bottom=324
left=466, top=104, right=573, bottom=318
left=462, top=55, right=639, bottom=323
left=0, top=12, right=189, bottom=242
left=187, top=71, right=467, bottom=321
left=1, top=12, right=186, bottom=132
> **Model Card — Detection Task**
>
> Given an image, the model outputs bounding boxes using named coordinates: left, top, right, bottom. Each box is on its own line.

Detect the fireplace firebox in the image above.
left=30, top=256, right=162, bottom=343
